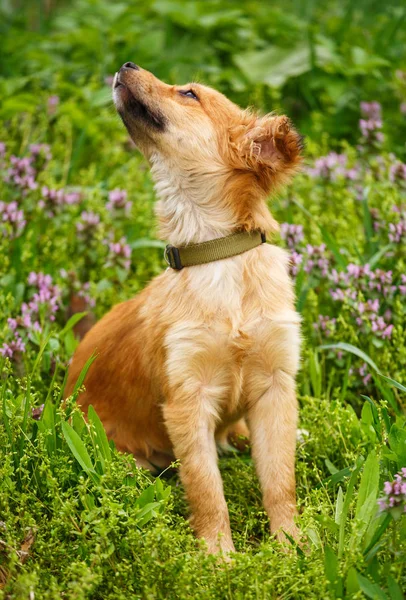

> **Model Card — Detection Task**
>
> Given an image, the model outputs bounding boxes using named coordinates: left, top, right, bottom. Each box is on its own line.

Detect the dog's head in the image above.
left=113, top=63, right=303, bottom=239
left=113, top=63, right=303, bottom=189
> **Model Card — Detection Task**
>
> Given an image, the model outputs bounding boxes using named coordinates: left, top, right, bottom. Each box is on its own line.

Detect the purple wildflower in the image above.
left=0, top=333, right=26, bottom=359
left=329, top=264, right=399, bottom=340
left=314, top=315, right=336, bottom=338
left=23, top=272, right=61, bottom=324
left=0, top=201, right=26, bottom=238
left=76, top=211, right=101, bottom=237
left=289, top=251, right=303, bottom=277
left=29, top=143, right=52, bottom=162
left=358, top=362, right=372, bottom=386
left=378, top=469, right=406, bottom=518
left=1, top=273, right=62, bottom=359
left=105, top=237, right=132, bottom=271
left=60, top=270, right=96, bottom=309
left=0, top=142, right=6, bottom=157
left=280, top=223, right=304, bottom=249
left=306, top=152, right=361, bottom=182
left=39, top=186, right=80, bottom=216
left=47, top=95, right=60, bottom=116
left=307, top=152, right=347, bottom=180
left=4, top=155, right=37, bottom=191
left=359, top=102, right=384, bottom=148
left=389, top=162, right=406, bottom=185
left=304, top=244, right=330, bottom=278
left=360, top=102, right=381, bottom=121
left=388, top=220, right=406, bottom=243
left=77, top=282, right=96, bottom=308
left=106, top=189, right=132, bottom=214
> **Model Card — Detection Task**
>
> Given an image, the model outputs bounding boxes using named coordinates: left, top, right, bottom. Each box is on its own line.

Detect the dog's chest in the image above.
left=184, top=244, right=294, bottom=326
left=163, top=245, right=299, bottom=416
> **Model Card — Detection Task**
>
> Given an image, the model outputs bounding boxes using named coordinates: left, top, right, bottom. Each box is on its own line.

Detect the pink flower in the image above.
left=0, top=333, right=26, bottom=358
left=280, top=223, right=304, bottom=249
left=106, top=188, right=132, bottom=214
left=104, top=236, right=132, bottom=271
left=4, top=154, right=38, bottom=191
left=0, top=201, right=26, bottom=239
left=359, top=102, right=384, bottom=147
left=39, top=186, right=81, bottom=216
left=306, top=152, right=357, bottom=181
left=378, top=470, right=406, bottom=516
left=76, top=211, right=100, bottom=237
left=360, top=102, right=381, bottom=120
left=47, top=95, right=60, bottom=115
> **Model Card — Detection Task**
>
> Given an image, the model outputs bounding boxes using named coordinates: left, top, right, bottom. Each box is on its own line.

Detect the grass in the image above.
left=0, top=0, right=406, bottom=598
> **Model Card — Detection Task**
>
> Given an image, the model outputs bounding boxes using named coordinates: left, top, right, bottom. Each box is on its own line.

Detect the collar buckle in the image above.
left=164, top=245, right=183, bottom=270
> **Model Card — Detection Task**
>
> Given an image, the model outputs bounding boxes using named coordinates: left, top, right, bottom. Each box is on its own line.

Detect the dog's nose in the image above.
left=121, top=62, right=139, bottom=71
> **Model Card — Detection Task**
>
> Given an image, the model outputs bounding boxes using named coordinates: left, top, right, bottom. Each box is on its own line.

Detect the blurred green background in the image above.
left=1, top=0, right=405, bottom=168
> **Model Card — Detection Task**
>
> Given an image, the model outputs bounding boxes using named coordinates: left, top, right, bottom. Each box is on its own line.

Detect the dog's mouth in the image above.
left=113, top=72, right=125, bottom=90
left=113, top=72, right=166, bottom=132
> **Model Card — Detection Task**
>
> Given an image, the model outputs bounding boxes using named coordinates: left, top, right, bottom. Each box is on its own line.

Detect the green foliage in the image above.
left=1, top=0, right=406, bottom=161
left=0, top=0, right=405, bottom=598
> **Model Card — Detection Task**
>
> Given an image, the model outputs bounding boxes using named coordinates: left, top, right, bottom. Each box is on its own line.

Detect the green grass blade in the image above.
left=72, top=351, right=98, bottom=396
left=318, top=342, right=380, bottom=372
left=321, top=465, right=353, bottom=486
left=58, top=312, right=88, bottom=338
left=88, top=404, right=111, bottom=462
left=380, top=375, right=406, bottom=393
left=57, top=367, right=70, bottom=405
left=338, top=458, right=363, bottom=558
left=356, top=572, right=388, bottom=600
left=130, top=238, right=166, bottom=250
left=19, top=333, right=53, bottom=463
left=324, top=545, right=342, bottom=598
left=355, top=451, right=379, bottom=523
left=335, top=486, right=344, bottom=525
left=363, top=513, right=392, bottom=557
left=37, top=398, right=57, bottom=455
left=61, top=420, right=99, bottom=483
left=387, top=575, right=404, bottom=600
left=318, top=343, right=405, bottom=394
left=367, top=243, right=394, bottom=269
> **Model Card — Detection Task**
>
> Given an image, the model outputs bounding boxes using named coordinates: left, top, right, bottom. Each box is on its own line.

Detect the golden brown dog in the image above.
left=65, top=62, right=303, bottom=554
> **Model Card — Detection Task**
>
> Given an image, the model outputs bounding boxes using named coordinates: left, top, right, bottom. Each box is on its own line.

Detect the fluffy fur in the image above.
left=65, top=63, right=303, bottom=554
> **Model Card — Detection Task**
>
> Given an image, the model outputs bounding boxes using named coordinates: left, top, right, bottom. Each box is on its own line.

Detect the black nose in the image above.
left=122, top=62, right=139, bottom=70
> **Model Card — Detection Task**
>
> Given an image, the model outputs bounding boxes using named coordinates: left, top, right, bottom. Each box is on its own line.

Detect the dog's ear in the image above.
left=230, top=115, right=303, bottom=182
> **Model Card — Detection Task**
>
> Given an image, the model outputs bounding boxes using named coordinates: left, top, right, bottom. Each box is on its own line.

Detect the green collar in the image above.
left=164, top=229, right=266, bottom=270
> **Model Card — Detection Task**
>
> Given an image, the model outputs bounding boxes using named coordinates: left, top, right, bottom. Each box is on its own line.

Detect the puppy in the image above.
left=65, top=62, right=303, bottom=554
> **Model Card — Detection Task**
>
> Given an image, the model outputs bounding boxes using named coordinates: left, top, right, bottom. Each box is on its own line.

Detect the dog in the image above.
left=65, top=62, right=303, bottom=554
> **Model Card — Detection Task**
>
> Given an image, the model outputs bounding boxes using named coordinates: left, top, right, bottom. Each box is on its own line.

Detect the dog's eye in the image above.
left=179, top=89, right=199, bottom=101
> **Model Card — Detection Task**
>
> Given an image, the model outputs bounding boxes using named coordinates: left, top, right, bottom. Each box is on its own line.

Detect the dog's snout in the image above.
left=121, top=62, right=139, bottom=71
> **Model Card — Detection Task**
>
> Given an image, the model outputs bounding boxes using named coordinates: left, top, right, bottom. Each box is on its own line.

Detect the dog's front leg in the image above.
left=247, top=369, right=299, bottom=543
left=163, top=397, right=234, bottom=554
